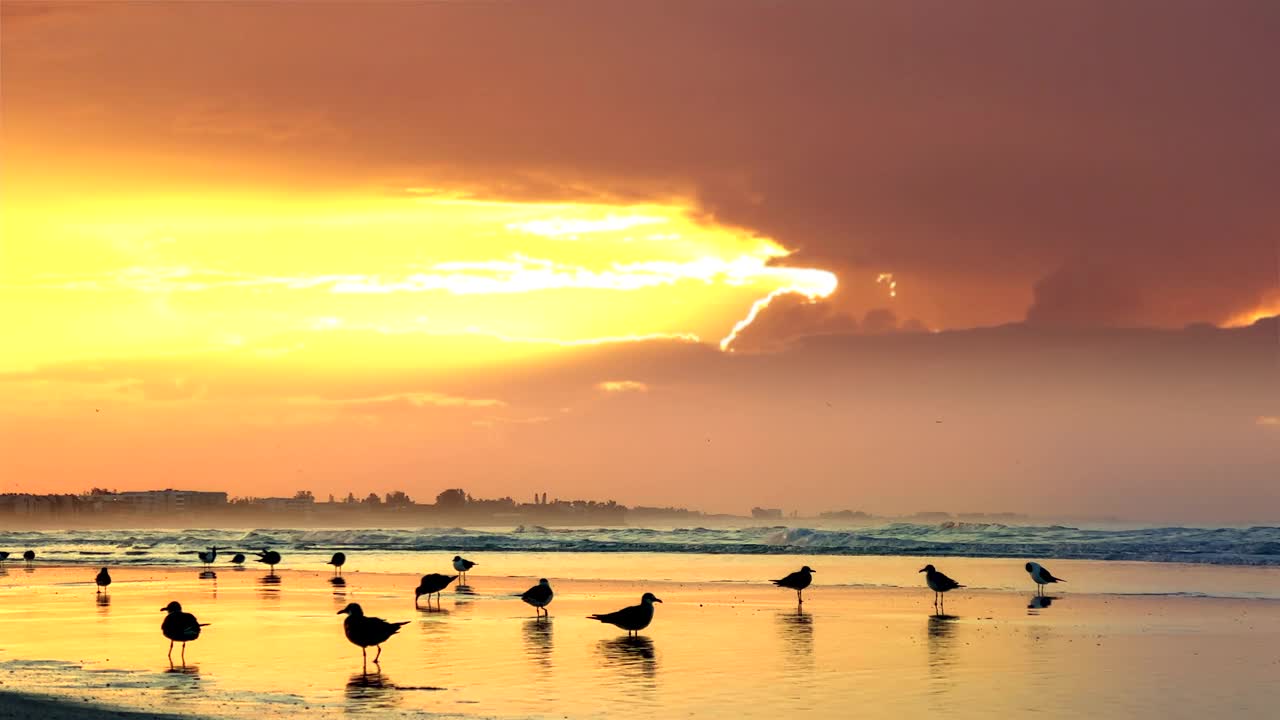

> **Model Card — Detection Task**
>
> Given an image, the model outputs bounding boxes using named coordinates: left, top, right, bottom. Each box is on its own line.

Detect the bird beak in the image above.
left=336, top=609, right=347, bottom=615
left=654, top=598, right=663, bottom=603
left=918, top=568, right=926, bottom=573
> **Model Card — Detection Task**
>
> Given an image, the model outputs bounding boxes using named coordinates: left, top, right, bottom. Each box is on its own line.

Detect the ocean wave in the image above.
left=0, top=523, right=1277, bottom=566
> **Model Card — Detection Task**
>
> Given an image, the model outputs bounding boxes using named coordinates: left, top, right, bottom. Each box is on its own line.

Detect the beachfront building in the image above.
left=115, top=489, right=229, bottom=514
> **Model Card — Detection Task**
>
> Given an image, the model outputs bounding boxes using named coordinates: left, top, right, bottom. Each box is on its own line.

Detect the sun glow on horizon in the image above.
left=1, top=194, right=838, bottom=370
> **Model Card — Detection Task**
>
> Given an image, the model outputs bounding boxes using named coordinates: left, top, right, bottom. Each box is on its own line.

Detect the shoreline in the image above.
left=1, top=564, right=1278, bottom=718
left=0, top=691, right=202, bottom=720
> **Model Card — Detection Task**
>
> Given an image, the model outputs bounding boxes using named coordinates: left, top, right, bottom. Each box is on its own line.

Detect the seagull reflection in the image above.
left=329, top=576, right=348, bottom=588
left=1027, top=595, right=1057, bottom=613
left=161, top=664, right=202, bottom=699
left=775, top=608, right=814, bottom=662
left=523, top=618, right=554, bottom=669
left=257, top=572, right=282, bottom=600
left=345, top=671, right=402, bottom=711
left=199, top=570, right=217, bottom=580
left=96, top=593, right=112, bottom=612
left=926, top=614, right=959, bottom=694
left=598, top=636, right=657, bottom=688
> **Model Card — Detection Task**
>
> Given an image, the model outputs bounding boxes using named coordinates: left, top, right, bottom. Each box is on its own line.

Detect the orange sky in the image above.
left=2, top=2, right=1277, bottom=521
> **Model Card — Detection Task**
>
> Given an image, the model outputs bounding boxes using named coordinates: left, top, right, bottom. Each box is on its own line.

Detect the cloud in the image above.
left=597, top=380, right=649, bottom=393
left=289, top=392, right=504, bottom=411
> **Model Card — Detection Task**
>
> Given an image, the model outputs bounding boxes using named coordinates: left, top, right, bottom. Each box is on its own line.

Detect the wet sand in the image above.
left=1, top=561, right=1278, bottom=718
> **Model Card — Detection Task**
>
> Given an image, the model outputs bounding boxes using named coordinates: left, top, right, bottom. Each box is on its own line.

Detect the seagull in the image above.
left=520, top=578, right=554, bottom=617
left=919, top=564, right=963, bottom=612
left=338, top=603, right=408, bottom=666
left=1025, top=561, right=1065, bottom=595
left=773, top=566, right=816, bottom=605
left=0, top=551, right=9, bottom=565
left=95, top=567, right=112, bottom=594
left=414, top=573, right=458, bottom=609
left=256, top=548, right=282, bottom=572
left=328, top=552, right=346, bottom=576
left=196, top=546, right=219, bottom=568
left=161, top=601, right=209, bottom=665
left=230, top=553, right=245, bottom=567
left=589, top=592, right=662, bottom=637
left=452, top=555, right=477, bottom=583
left=22, top=550, right=35, bottom=567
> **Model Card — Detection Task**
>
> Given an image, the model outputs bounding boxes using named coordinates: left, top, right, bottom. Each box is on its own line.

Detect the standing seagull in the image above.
left=589, top=592, right=662, bottom=637
left=95, top=567, right=112, bottom=594
left=160, top=601, right=208, bottom=665
left=452, top=555, right=477, bottom=583
left=520, top=578, right=554, bottom=618
left=919, top=564, right=963, bottom=613
left=1025, top=562, right=1065, bottom=595
left=230, top=553, right=246, bottom=567
left=22, top=550, right=35, bottom=567
left=414, top=573, right=458, bottom=609
left=196, top=546, right=219, bottom=568
left=337, top=603, right=408, bottom=667
left=773, top=566, right=816, bottom=605
left=256, top=548, right=282, bottom=572
left=328, top=552, right=347, bottom=576
left=0, top=551, right=9, bottom=565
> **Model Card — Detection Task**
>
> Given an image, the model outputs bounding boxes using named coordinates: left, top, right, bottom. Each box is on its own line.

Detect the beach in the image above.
left=1, top=556, right=1278, bottom=719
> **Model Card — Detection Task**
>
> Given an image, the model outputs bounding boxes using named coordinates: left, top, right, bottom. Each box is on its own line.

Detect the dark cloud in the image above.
left=5, top=0, right=1279, bottom=327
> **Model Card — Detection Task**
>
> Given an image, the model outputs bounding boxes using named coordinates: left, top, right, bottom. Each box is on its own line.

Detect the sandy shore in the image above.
left=1, top=561, right=1278, bottom=718
left=0, top=692, right=201, bottom=720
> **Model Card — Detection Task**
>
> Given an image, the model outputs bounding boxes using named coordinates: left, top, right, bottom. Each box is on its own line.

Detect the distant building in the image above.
left=115, top=489, right=228, bottom=513
left=751, top=507, right=784, bottom=520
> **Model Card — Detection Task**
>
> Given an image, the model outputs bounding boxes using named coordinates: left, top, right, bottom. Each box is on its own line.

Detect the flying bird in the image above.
left=919, top=564, right=964, bottom=612
left=338, top=603, right=408, bottom=666
left=452, top=555, right=477, bottom=583
left=1025, top=561, right=1065, bottom=595
left=95, top=567, right=112, bottom=594
left=161, top=601, right=209, bottom=665
left=521, top=578, right=554, bottom=617
left=256, top=548, right=282, bottom=571
left=772, top=566, right=816, bottom=605
left=589, top=592, right=662, bottom=636
left=414, top=573, right=458, bottom=609
left=328, top=552, right=347, bottom=576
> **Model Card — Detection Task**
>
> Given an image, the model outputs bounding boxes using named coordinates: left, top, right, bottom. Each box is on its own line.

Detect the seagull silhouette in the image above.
left=920, top=564, right=963, bottom=612
left=328, top=552, right=346, bottom=576
left=161, top=601, right=209, bottom=666
left=520, top=578, right=554, bottom=617
left=95, top=567, right=112, bottom=594
left=1025, top=561, right=1065, bottom=595
left=452, top=555, right=477, bottom=583
left=772, top=566, right=815, bottom=605
left=589, top=592, right=662, bottom=637
left=338, top=602, right=408, bottom=666
left=415, top=573, right=458, bottom=609
left=256, top=548, right=282, bottom=571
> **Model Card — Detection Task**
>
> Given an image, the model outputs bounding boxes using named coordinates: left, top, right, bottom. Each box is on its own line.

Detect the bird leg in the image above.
left=181, top=643, right=186, bottom=664
left=168, top=641, right=174, bottom=660
left=374, top=645, right=382, bottom=663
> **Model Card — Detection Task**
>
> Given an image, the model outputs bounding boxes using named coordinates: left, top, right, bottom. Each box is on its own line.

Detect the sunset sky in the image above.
left=2, top=1, right=1277, bottom=522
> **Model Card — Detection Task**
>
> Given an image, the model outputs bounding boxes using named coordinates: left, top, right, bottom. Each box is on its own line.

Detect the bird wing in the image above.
left=773, top=570, right=804, bottom=588
left=936, top=572, right=962, bottom=590
left=1043, top=569, right=1064, bottom=582
left=522, top=584, right=551, bottom=603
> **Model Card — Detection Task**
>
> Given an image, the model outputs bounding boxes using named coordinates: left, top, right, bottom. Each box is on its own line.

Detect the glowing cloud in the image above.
left=597, top=380, right=649, bottom=393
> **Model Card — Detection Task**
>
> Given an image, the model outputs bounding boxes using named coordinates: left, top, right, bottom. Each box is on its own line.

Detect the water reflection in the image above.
left=776, top=608, right=814, bottom=653
left=523, top=618, right=554, bottom=669
left=257, top=573, right=281, bottom=600
left=162, top=663, right=200, bottom=690
left=96, top=593, right=112, bottom=613
left=329, top=575, right=348, bottom=602
left=926, top=614, right=959, bottom=695
left=346, top=671, right=402, bottom=712
left=598, top=636, right=657, bottom=689
left=1027, top=595, right=1058, bottom=614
